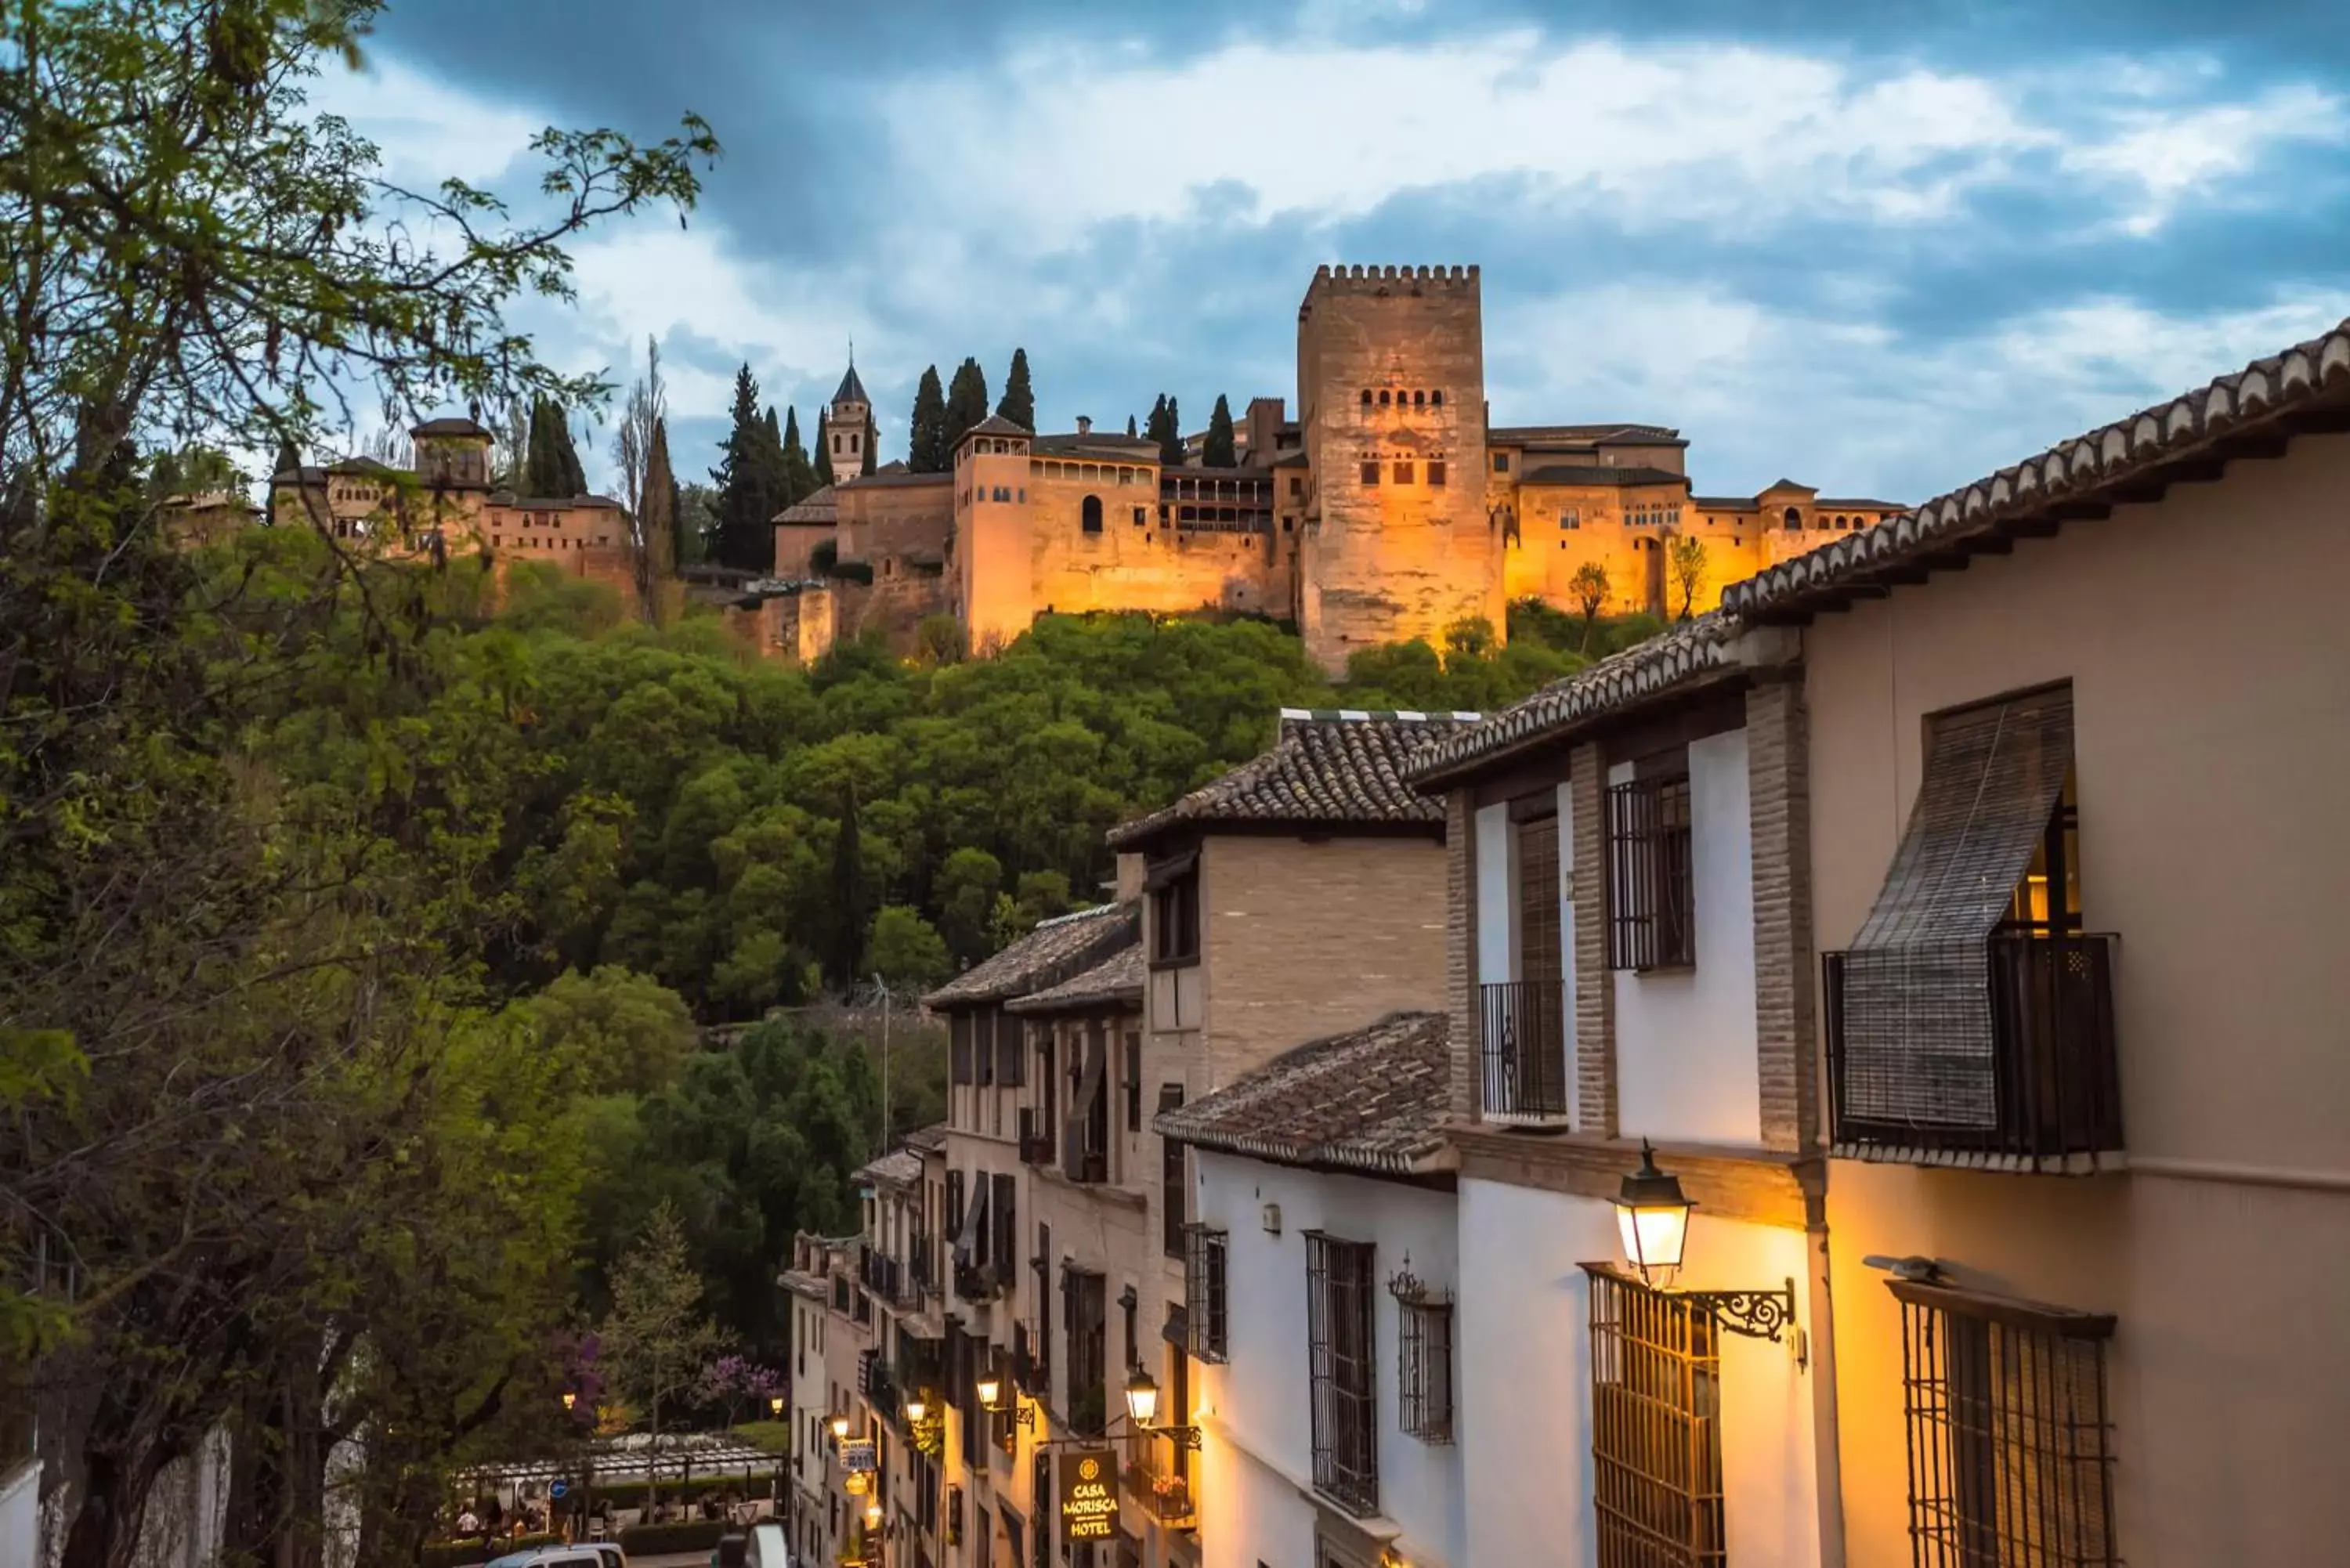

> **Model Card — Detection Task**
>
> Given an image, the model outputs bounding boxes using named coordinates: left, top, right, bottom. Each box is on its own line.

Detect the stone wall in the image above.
left=1296, top=265, right=1504, bottom=671
left=1026, top=468, right=1279, bottom=620
left=836, top=477, right=953, bottom=565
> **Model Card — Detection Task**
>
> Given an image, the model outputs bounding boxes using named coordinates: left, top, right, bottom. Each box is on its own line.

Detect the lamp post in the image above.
left=1119, top=1369, right=1200, bottom=1451
left=1608, top=1140, right=1795, bottom=1342
left=976, top=1372, right=1033, bottom=1430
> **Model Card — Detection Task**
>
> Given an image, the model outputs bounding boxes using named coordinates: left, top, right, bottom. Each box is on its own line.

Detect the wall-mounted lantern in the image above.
left=1609, top=1140, right=1796, bottom=1345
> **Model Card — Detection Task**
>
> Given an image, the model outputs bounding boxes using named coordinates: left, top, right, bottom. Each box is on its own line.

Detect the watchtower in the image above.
left=1294, top=265, right=1503, bottom=672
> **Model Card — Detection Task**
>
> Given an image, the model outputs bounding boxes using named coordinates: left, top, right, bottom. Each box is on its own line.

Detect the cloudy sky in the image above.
left=330, top=0, right=2350, bottom=504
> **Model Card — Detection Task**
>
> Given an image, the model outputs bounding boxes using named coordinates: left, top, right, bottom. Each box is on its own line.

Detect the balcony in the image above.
left=861, top=1245, right=922, bottom=1311
left=1825, top=933, right=2121, bottom=1172
left=859, top=1350, right=899, bottom=1420
left=1476, top=980, right=1571, bottom=1123
left=1124, top=1447, right=1197, bottom=1529
left=1012, top=1322, right=1048, bottom=1400
left=910, top=1234, right=940, bottom=1299
left=953, top=1259, right=1003, bottom=1305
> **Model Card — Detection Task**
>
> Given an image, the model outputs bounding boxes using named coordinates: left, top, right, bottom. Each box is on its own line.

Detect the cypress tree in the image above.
left=709, top=364, right=777, bottom=569
left=638, top=416, right=678, bottom=616
left=555, top=411, right=587, bottom=497
left=1144, top=395, right=1168, bottom=452
left=995, top=348, right=1035, bottom=431
left=523, top=396, right=562, bottom=496
left=815, top=408, right=833, bottom=487
left=1203, top=394, right=1237, bottom=468
left=1160, top=396, right=1184, bottom=467
left=1126, top=415, right=1137, bottom=439
left=781, top=406, right=815, bottom=506
left=862, top=410, right=877, bottom=477
left=909, top=367, right=948, bottom=473
left=943, top=358, right=990, bottom=452
left=272, top=435, right=301, bottom=479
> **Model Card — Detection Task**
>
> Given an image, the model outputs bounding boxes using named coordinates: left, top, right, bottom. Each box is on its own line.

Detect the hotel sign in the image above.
left=1057, top=1449, right=1119, bottom=1541
left=841, top=1438, right=877, bottom=1474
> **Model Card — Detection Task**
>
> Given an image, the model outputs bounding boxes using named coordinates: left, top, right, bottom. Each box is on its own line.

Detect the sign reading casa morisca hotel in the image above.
left=1058, top=1451, right=1119, bottom=1541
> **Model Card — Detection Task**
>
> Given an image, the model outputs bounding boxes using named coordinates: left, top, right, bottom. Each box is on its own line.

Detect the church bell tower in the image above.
left=829, top=359, right=872, bottom=481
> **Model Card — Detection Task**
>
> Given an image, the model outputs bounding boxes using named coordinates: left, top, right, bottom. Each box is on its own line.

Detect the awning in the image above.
left=953, top=1174, right=988, bottom=1263
left=1162, top=1303, right=1190, bottom=1349
left=1063, top=1029, right=1109, bottom=1175
left=1838, top=686, right=2073, bottom=1129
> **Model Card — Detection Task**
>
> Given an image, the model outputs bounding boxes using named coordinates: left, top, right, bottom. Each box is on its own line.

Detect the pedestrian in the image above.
left=456, top=1508, right=480, bottom=1540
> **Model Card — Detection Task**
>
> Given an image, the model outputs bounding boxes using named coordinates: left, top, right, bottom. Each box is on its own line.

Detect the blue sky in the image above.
left=324, top=0, right=2350, bottom=504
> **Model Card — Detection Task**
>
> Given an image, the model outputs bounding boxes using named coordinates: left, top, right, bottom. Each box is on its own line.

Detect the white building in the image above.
left=1159, top=1013, right=1463, bottom=1568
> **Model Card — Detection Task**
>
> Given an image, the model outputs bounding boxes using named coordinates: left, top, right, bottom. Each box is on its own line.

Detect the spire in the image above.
left=833, top=356, right=869, bottom=410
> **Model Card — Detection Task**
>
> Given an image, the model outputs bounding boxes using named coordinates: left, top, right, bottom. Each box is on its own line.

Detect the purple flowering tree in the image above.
left=697, top=1353, right=786, bottom=1428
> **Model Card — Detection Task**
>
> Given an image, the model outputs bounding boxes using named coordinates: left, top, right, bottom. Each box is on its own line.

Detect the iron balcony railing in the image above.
left=910, top=1234, right=940, bottom=1299
left=1825, top=932, right=2122, bottom=1169
left=1476, top=980, right=1571, bottom=1120
left=953, top=1259, right=1003, bottom=1305
left=1017, top=1108, right=1053, bottom=1166
left=1012, top=1323, right=1047, bottom=1400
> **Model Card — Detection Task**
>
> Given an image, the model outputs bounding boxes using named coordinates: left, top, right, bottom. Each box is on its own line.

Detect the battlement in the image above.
left=1306, top=263, right=1479, bottom=298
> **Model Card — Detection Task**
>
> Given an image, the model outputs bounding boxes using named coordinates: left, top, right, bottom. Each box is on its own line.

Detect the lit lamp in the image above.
left=1603, top=1140, right=1796, bottom=1345
left=561, top=1391, right=577, bottom=1411
left=830, top=1413, right=851, bottom=1443
left=974, top=1370, right=1002, bottom=1409
left=768, top=1395, right=784, bottom=1418
left=864, top=1502, right=883, bottom=1529
left=1122, top=1368, right=1160, bottom=1429
left=978, top=1371, right=1034, bottom=1429
left=1614, top=1140, right=1693, bottom=1284
left=903, top=1393, right=928, bottom=1423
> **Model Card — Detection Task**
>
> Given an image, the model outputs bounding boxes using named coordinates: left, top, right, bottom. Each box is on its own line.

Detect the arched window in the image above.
left=1783, top=506, right=1802, bottom=531
left=1431, top=390, right=1444, bottom=406
left=1379, top=389, right=1391, bottom=406
left=1081, top=495, right=1104, bottom=533
left=1361, top=389, right=1373, bottom=406
left=1413, top=390, right=1426, bottom=406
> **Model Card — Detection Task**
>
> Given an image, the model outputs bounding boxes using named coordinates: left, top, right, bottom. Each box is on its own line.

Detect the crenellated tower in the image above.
left=1294, top=264, right=1503, bottom=673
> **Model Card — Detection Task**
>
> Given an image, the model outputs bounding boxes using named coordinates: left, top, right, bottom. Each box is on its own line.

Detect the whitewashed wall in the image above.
left=1472, top=788, right=1578, bottom=1122
left=2, top=1461, right=38, bottom=1568
left=1611, top=728, right=1761, bottom=1146
left=1193, top=1152, right=1464, bottom=1568
left=1455, top=1178, right=1820, bottom=1568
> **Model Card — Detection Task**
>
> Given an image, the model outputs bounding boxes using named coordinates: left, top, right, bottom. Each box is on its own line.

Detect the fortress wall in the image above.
left=1025, top=469, right=1281, bottom=619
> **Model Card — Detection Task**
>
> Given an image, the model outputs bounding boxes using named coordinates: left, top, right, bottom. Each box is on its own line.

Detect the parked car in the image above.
left=486, top=1545, right=625, bottom=1568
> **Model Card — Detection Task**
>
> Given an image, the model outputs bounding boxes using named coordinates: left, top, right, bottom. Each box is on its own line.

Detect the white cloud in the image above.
left=2059, top=85, right=2345, bottom=234
left=308, top=52, right=545, bottom=188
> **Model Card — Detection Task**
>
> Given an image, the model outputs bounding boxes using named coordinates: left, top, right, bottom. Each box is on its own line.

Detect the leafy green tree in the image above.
left=935, top=848, right=1003, bottom=964
left=1668, top=533, right=1708, bottom=620
left=1570, top=560, right=1611, bottom=650
left=943, top=357, right=989, bottom=451
left=908, top=367, right=947, bottom=472
left=862, top=407, right=877, bottom=477
left=868, top=906, right=950, bottom=992
left=600, top=1203, right=722, bottom=1516
left=832, top=784, right=867, bottom=988
left=1203, top=394, right=1237, bottom=467
left=676, top=482, right=719, bottom=564
left=780, top=406, right=816, bottom=506
left=511, top=966, right=698, bottom=1097
left=996, top=348, right=1035, bottom=431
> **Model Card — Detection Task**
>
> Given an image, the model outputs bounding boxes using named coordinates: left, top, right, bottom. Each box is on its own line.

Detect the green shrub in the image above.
left=617, top=1521, right=731, bottom=1555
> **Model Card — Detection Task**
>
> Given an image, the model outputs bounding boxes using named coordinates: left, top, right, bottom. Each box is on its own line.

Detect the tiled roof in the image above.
left=1104, top=709, right=1479, bottom=851
left=855, top=1147, right=924, bottom=1189
left=1491, top=422, right=1684, bottom=446
left=842, top=469, right=951, bottom=490
left=1403, top=612, right=1748, bottom=787
left=1005, top=944, right=1145, bottom=1015
left=1520, top=464, right=1690, bottom=488
left=906, top=1122, right=948, bottom=1154
left=410, top=415, right=493, bottom=438
left=1154, top=1011, right=1452, bottom=1176
left=776, top=485, right=837, bottom=523
left=1723, top=316, right=2350, bottom=622
left=1033, top=434, right=1159, bottom=461
left=1692, top=496, right=1762, bottom=511
left=777, top=1269, right=828, bottom=1300
left=921, top=902, right=1140, bottom=1008
left=961, top=414, right=1032, bottom=441
left=1813, top=497, right=1904, bottom=510
left=833, top=364, right=870, bottom=406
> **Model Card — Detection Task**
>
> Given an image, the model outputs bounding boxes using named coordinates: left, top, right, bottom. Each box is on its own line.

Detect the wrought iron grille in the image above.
left=1607, top=771, right=1695, bottom=971
left=1395, top=1296, right=1455, bottom=1445
left=1305, top=1232, right=1379, bottom=1516
left=1476, top=979, right=1570, bottom=1118
left=1894, top=1281, right=2118, bottom=1567
left=1183, top=1225, right=1228, bottom=1363
left=1585, top=1266, right=1726, bottom=1568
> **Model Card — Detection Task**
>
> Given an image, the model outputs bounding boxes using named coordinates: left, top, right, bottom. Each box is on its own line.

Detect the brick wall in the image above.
left=1569, top=742, right=1617, bottom=1136
left=1199, top=832, right=1449, bottom=1091
left=1446, top=789, right=1477, bottom=1121
left=1747, top=676, right=1817, bottom=1151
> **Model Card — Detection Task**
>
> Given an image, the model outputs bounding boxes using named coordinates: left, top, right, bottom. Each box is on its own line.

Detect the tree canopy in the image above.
left=909, top=366, right=949, bottom=472
left=996, top=348, right=1036, bottom=431
left=1203, top=394, right=1237, bottom=467
left=943, top=357, right=989, bottom=451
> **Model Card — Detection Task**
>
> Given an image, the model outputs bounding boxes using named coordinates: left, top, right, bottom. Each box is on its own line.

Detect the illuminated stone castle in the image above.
left=783, top=265, right=1900, bottom=671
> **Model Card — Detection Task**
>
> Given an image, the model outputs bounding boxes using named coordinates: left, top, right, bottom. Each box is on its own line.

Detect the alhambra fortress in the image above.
left=254, top=266, right=1900, bottom=669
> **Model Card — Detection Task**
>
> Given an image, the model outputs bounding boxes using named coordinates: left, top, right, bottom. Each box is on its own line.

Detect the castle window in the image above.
left=1018, top=489, right=1026, bottom=503
left=1392, top=461, right=1413, bottom=485
left=1428, top=461, right=1447, bottom=486
left=849, top=432, right=860, bottom=454
left=1361, top=461, right=1380, bottom=486
left=1412, top=390, right=1426, bottom=406
left=1133, top=507, right=1147, bottom=526
left=1379, top=390, right=1391, bottom=406
left=1284, top=518, right=1294, bottom=533
left=1431, top=390, right=1444, bottom=406
left=1562, top=510, right=1579, bottom=530
left=1289, top=477, right=1303, bottom=497
left=1493, top=453, right=1510, bottom=474
left=1082, top=496, right=1104, bottom=533
left=1361, top=389, right=1373, bottom=406
left=1784, top=507, right=1802, bottom=531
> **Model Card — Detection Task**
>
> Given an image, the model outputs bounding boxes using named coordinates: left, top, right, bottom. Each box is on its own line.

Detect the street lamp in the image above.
left=1606, top=1142, right=1795, bottom=1344
left=768, top=1396, right=784, bottom=1418
left=864, top=1502, right=882, bottom=1529
left=902, top=1393, right=928, bottom=1423
left=562, top=1391, right=577, bottom=1411
left=830, top=1414, right=851, bottom=1443
left=1122, top=1368, right=1159, bottom=1429
left=978, top=1371, right=1034, bottom=1429
left=1613, top=1140, right=1694, bottom=1283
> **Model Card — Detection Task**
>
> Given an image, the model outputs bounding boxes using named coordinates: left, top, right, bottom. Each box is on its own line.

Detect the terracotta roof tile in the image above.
left=1105, top=709, right=1479, bottom=851
left=1520, top=464, right=1690, bottom=488
left=921, top=902, right=1139, bottom=1008
left=906, top=1122, right=949, bottom=1153
left=1723, top=316, right=2350, bottom=620
left=1005, top=944, right=1145, bottom=1015
left=1154, top=1011, right=1452, bottom=1176
left=1404, top=612, right=1747, bottom=787
left=854, top=1147, right=924, bottom=1189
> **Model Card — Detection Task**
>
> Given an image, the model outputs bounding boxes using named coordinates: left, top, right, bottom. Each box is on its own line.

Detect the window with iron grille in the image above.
left=1607, top=760, right=1696, bottom=971
left=1395, top=1295, right=1455, bottom=1444
left=1304, top=1233, right=1378, bottom=1516
left=1893, top=1280, right=2118, bottom=1568
left=990, top=1346, right=1017, bottom=1454
left=1183, top=1226, right=1227, bottom=1363
left=1159, top=1085, right=1187, bottom=1257
left=1585, top=1266, right=1724, bottom=1568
